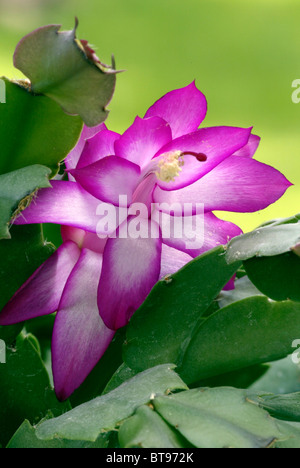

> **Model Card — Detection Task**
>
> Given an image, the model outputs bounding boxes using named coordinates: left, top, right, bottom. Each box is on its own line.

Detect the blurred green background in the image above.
left=0, top=0, right=299, bottom=232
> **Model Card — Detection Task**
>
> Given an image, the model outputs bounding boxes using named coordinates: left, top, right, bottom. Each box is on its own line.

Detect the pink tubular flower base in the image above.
left=0, top=82, right=292, bottom=400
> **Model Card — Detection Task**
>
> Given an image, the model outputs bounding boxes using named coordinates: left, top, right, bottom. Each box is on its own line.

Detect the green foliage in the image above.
left=249, top=392, right=300, bottom=423
left=225, top=216, right=300, bottom=303
left=0, top=224, right=55, bottom=387
left=35, top=364, right=187, bottom=442
left=0, top=164, right=51, bottom=239
left=0, top=79, right=83, bottom=176
left=195, top=364, right=269, bottom=390
left=179, top=297, right=300, bottom=385
left=13, top=22, right=117, bottom=127
left=250, top=358, right=300, bottom=395
left=103, top=363, right=138, bottom=394
left=274, top=421, right=300, bottom=449
left=152, top=388, right=282, bottom=449
left=118, top=405, right=190, bottom=448
left=2, top=213, right=300, bottom=448
left=1, top=15, right=300, bottom=449
left=218, top=275, right=263, bottom=308
left=0, top=225, right=55, bottom=311
left=11, top=374, right=300, bottom=449
left=124, top=246, right=241, bottom=372
left=0, top=333, right=69, bottom=446
left=7, top=420, right=111, bottom=449
left=244, top=252, right=300, bottom=302
left=226, top=217, right=300, bottom=262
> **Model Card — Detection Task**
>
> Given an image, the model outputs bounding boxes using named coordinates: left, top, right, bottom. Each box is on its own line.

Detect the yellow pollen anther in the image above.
left=155, top=151, right=184, bottom=183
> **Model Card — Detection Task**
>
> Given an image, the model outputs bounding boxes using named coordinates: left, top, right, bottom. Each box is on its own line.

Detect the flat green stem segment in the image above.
left=249, top=392, right=300, bottom=423
left=244, top=252, right=300, bottom=302
left=0, top=79, right=83, bottom=176
left=226, top=221, right=300, bottom=263
left=0, top=225, right=55, bottom=311
left=0, top=165, right=51, bottom=239
left=13, top=23, right=117, bottom=126
left=179, top=296, right=300, bottom=384
left=36, top=364, right=187, bottom=442
left=153, top=387, right=284, bottom=449
left=119, top=405, right=189, bottom=448
left=7, top=421, right=110, bottom=449
left=0, top=333, right=69, bottom=447
left=124, top=246, right=241, bottom=372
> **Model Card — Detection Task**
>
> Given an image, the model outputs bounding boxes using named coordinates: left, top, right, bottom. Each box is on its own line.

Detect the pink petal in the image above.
left=69, top=156, right=141, bottom=206
left=82, top=231, right=108, bottom=253
left=61, top=225, right=86, bottom=247
left=154, top=126, right=252, bottom=191
left=223, top=276, right=236, bottom=291
left=14, top=181, right=111, bottom=234
left=98, top=218, right=162, bottom=330
left=131, top=174, right=157, bottom=213
left=61, top=226, right=108, bottom=254
left=233, top=134, right=261, bottom=158
left=114, top=116, right=172, bottom=169
left=0, top=242, right=80, bottom=325
left=154, top=156, right=292, bottom=213
left=65, top=123, right=106, bottom=171
left=144, top=82, right=207, bottom=139
left=52, top=249, right=115, bottom=401
left=160, top=243, right=193, bottom=279
left=156, top=210, right=242, bottom=257
left=77, top=127, right=120, bottom=169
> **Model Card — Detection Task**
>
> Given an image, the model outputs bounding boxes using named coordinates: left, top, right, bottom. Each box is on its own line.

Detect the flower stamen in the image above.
left=155, top=151, right=184, bottom=183
left=155, top=150, right=207, bottom=183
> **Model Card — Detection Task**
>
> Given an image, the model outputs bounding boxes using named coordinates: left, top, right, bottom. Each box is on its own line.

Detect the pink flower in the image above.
left=0, top=226, right=115, bottom=401
left=0, top=83, right=291, bottom=400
